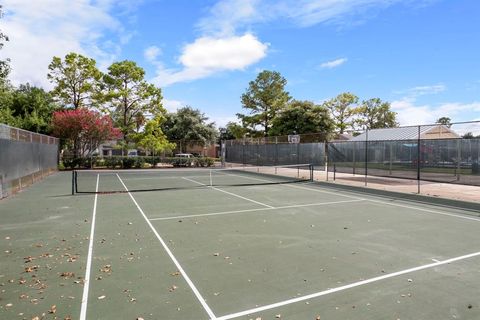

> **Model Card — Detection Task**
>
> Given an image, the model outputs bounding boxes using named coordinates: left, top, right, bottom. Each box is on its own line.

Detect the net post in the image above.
left=71, top=170, right=75, bottom=195
left=209, top=169, right=213, bottom=187
left=309, top=164, right=314, bottom=181
left=333, top=164, right=336, bottom=181
left=74, top=170, right=78, bottom=194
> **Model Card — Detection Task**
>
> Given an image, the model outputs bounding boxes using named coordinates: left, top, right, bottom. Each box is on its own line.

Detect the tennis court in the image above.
left=1, top=166, right=480, bottom=320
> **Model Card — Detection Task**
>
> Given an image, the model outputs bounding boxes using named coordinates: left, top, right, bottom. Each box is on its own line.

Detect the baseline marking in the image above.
left=216, top=250, right=480, bottom=320
left=79, top=174, right=99, bottom=320
left=116, top=174, right=217, bottom=320
left=182, top=177, right=274, bottom=208
left=149, top=199, right=365, bottom=221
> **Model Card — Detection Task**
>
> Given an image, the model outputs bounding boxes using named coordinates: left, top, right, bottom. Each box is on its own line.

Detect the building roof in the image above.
left=350, top=125, right=459, bottom=141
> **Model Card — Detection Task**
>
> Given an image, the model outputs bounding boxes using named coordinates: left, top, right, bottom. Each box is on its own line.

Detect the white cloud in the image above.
left=320, top=57, right=347, bottom=69
left=150, top=0, right=434, bottom=86
left=392, top=99, right=480, bottom=126
left=152, top=34, right=268, bottom=86
left=196, top=0, right=434, bottom=33
left=144, top=45, right=161, bottom=62
left=0, top=0, right=136, bottom=88
left=197, top=0, right=260, bottom=36
left=163, top=99, right=184, bottom=112
left=403, top=84, right=446, bottom=97
left=208, top=115, right=238, bottom=128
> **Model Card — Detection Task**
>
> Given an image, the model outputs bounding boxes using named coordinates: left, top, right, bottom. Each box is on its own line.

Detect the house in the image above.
left=350, top=125, right=460, bottom=141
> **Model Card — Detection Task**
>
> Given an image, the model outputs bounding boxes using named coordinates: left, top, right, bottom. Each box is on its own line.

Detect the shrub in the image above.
left=104, top=157, right=122, bottom=169
left=122, top=157, right=135, bottom=169
left=134, top=157, right=146, bottom=168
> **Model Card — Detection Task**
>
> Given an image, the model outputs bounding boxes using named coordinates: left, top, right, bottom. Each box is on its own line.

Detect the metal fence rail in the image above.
left=0, top=124, right=59, bottom=198
left=223, top=122, right=480, bottom=189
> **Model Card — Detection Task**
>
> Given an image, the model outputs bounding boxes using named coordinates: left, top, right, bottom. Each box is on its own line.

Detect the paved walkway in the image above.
left=313, top=171, right=480, bottom=204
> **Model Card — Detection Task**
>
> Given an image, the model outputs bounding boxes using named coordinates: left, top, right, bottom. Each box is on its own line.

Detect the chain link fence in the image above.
left=0, top=124, right=59, bottom=198
left=223, top=121, right=480, bottom=190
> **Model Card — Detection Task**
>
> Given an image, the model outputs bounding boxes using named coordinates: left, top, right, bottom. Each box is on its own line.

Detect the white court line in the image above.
left=79, top=174, right=99, bottom=320
left=365, top=198, right=480, bottom=222
left=122, top=175, right=215, bottom=181
left=116, top=174, right=217, bottom=320
left=149, top=199, right=365, bottom=221
left=221, top=172, right=365, bottom=201
left=216, top=250, right=480, bottom=320
left=182, top=177, right=274, bottom=209
left=218, top=171, right=480, bottom=223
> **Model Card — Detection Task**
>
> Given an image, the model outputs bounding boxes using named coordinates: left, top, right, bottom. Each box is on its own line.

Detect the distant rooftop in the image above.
left=350, top=125, right=460, bottom=141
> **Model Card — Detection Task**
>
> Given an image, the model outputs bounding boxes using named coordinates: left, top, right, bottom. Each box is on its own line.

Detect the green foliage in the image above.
left=48, top=52, right=103, bottom=109
left=238, top=70, right=291, bottom=136
left=355, top=98, right=398, bottom=130
left=103, top=60, right=164, bottom=143
left=323, top=92, right=359, bottom=134
left=104, top=157, right=123, bottom=169
left=218, top=122, right=247, bottom=141
left=162, top=106, right=218, bottom=152
left=10, top=84, right=59, bottom=134
left=436, top=117, right=452, bottom=127
left=270, top=100, right=334, bottom=139
left=134, top=157, right=146, bottom=168
left=122, top=157, right=135, bottom=169
left=0, top=5, right=10, bottom=87
left=135, top=116, right=175, bottom=154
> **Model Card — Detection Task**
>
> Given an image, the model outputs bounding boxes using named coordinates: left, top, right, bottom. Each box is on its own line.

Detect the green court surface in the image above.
left=1, top=170, right=480, bottom=320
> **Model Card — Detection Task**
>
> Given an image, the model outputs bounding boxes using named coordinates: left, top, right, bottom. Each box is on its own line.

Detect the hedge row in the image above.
left=62, top=156, right=216, bottom=169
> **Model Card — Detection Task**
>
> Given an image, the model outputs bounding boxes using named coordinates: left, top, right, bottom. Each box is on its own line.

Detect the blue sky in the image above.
left=1, top=0, right=479, bottom=128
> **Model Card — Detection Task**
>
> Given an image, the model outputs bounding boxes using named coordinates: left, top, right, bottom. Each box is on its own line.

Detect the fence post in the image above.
left=417, top=125, right=421, bottom=194
left=365, top=129, right=368, bottom=187
left=456, top=139, right=461, bottom=181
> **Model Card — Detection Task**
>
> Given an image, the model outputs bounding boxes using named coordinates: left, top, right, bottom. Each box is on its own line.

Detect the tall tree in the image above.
left=218, top=122, right=247, bottom=141
left=0, top=5, right=10, bottom=87
left=162, top=106, right=218, bottom=153
left=47, top=52, right=103, bottom=109
left=270, top=100, right=334, bottom=140
left=9, top=84, right=59, bottom=134
left=135, top=116, right=175, bottom=156
left=436, top=117, right=452, bottom=128
left=355, top=98, right=398, bottom=130
left=103, top=60, right=164, bottom=145
left=323, top=92, right=359, bottom=134
left=238, top=70, right=291, bottom=136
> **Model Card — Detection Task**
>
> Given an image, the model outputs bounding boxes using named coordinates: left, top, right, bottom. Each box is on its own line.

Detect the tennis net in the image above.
left=72, top=163, right=314, bottom=194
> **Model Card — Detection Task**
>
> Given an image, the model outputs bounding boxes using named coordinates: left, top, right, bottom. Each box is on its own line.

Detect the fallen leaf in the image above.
left=48, top=305, right=57, bottom=314
left=60, top=272, right=75, bottom=279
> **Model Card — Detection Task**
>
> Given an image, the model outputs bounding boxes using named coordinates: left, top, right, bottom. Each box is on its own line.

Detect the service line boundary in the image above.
left=149, top=199, right=365, bottom=221
left=220, top=172, right=480, bottom=223
left=116, top=174, right=217, bottom=320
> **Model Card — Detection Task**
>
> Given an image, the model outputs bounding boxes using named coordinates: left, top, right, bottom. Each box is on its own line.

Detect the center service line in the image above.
left=116, top=174, right=217, bottom=320
left=182, top=177, right=274, bottom=208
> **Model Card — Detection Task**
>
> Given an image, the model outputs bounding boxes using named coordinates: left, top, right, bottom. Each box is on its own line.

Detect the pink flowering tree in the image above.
left=52, top=108, right=121, bottom=157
